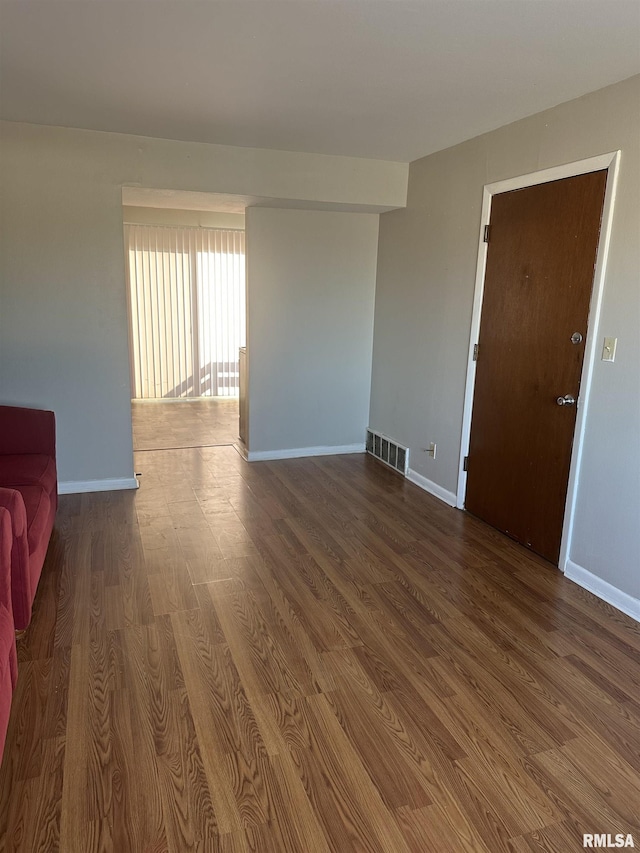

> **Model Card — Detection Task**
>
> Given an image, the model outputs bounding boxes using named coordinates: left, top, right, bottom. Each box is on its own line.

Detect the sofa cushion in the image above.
left=0, top=453, right=57, bottom=496
left=0, top=489, right=26, bottom=537
left=11, top=485, right=51, bottom=556
left=0, top=505, right=17, bottom=698
left=0, top=598, right=17, bottom=762
left=0, top=506, right=13, bottom=609
left=0, top=602, right=17, bottom=688
left=0, top=489, right=31, bottom=630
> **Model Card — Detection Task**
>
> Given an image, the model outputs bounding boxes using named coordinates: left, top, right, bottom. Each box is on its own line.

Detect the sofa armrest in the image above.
left=0, top=406, right=56, bottom=458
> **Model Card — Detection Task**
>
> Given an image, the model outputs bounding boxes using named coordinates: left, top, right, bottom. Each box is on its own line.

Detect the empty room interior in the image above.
left=0, top=2, right=639, bottom=851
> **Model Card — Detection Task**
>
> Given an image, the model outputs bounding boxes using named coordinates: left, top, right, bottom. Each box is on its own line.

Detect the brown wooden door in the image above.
left=465, top=171, right=607, bottom=564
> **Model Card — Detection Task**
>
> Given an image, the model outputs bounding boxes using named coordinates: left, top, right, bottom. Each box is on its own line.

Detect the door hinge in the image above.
left=483, top=224, right=490, bottom=243
left=463, top=456, right=469, bottom=472
left=473, top=343, right=479, bottom=361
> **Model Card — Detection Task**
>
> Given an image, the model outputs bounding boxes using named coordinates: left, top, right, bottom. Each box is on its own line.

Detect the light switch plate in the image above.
left=601, top=337, right=617, bottom=362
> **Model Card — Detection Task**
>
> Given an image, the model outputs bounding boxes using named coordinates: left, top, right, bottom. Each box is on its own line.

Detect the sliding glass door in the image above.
left=125, top=224, right=245, bottom=398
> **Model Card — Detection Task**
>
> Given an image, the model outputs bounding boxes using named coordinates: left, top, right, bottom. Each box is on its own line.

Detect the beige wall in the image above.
left=0, top=121, right=407, bottom=487
left=122, top=206, right=245, bottom=229
left=246, top=207, right=379, bottom=454
left=370, top=75, right=640, bottom=601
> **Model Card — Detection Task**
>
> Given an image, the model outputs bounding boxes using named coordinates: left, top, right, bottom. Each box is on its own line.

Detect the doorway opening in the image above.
left=122, top=190, right=248, bottom=452
left=457, top=152, right=620, bottom=569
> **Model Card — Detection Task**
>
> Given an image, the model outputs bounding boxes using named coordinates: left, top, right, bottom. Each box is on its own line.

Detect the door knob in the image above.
left=556, top=394, right=576, bottom=406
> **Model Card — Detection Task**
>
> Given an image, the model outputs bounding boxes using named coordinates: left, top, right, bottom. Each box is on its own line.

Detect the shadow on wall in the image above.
left=160, top=360, right=240, bottom=398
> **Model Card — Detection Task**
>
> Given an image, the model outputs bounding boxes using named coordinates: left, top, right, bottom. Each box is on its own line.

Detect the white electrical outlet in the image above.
left=427, top=442, right=437, bottom=459
left=602, top=337, right=617, bottom=362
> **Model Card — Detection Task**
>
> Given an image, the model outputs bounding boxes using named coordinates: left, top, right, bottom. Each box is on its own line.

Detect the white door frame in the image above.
left=456, top=151, right=621, bottom=571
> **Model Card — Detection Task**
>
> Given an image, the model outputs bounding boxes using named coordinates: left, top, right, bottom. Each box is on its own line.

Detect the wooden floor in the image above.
left=132, top=399, right=239, bottom=451
left=1, top=447, right=638, bottom=852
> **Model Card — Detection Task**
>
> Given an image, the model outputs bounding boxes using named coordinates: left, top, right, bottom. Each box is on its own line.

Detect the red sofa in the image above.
left=0, top=506, right=18, bottom=760
left=0, top=406, right=58, bottom=630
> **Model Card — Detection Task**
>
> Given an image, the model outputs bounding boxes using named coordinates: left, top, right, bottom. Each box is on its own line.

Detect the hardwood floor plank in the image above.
left=170, top=611, right=252, bottom=833
left=85, top=595, right=114, bottom=820
left=213, top=586, right=317, bottom=699
left=255, top=534, right=358, bottom=653
left=325, top=683, right=434, bottom=810
left=511, top=650, right=640, bottom=772
left=510, top=820, right=588, bottom=853
left=424, top=622, right=574, bottom=754
left=395, top=803, right=493, bottom=853
left=454, top=752, right=560, bottom=837
left=59, top=643, right=90, bottom=851
left=148, top=557, right=200, bottom=616
left=173, top=610, right=265, bottom=761
left=439, top=615, right=580, bottom=742
left=4, top=658, right=52, bottom=781
left=42, top=646, right=71, bottom=740
left=155, top=690, right=218, bottom=852
left=257, top=752, right=332, bottom=853
left=25, top=736, right=65, bottom=853
left=272, top=693, right=412, bottom=852
left=118, top=626, right=176, bottom=851
left=245, top=555, right=338, bottom=693
left=525, top=747, right=637, bottom=837
left=560, top=736, right=640, bottom=830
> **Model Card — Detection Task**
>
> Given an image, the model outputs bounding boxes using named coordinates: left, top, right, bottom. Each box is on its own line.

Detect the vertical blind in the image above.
left=125, top=224, right=246, bottom=398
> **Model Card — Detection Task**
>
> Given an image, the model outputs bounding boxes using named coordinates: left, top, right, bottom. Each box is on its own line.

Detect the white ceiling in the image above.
left=1, top=0, right=639, bottom=163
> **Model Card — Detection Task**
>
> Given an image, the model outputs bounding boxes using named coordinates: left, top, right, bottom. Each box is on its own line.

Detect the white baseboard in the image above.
left=58, top=477, right=139, bottom=495
left=234, top=442, right=249, bottom=461
left=246, top=443, right=365, bottom=462
left=565, top=560, right=640, bottom=623
left=406, top=468, right=457, bottom=507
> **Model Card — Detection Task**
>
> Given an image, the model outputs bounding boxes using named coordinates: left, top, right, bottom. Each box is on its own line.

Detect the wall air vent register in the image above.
left=366, top=428, right=409, bottom=475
